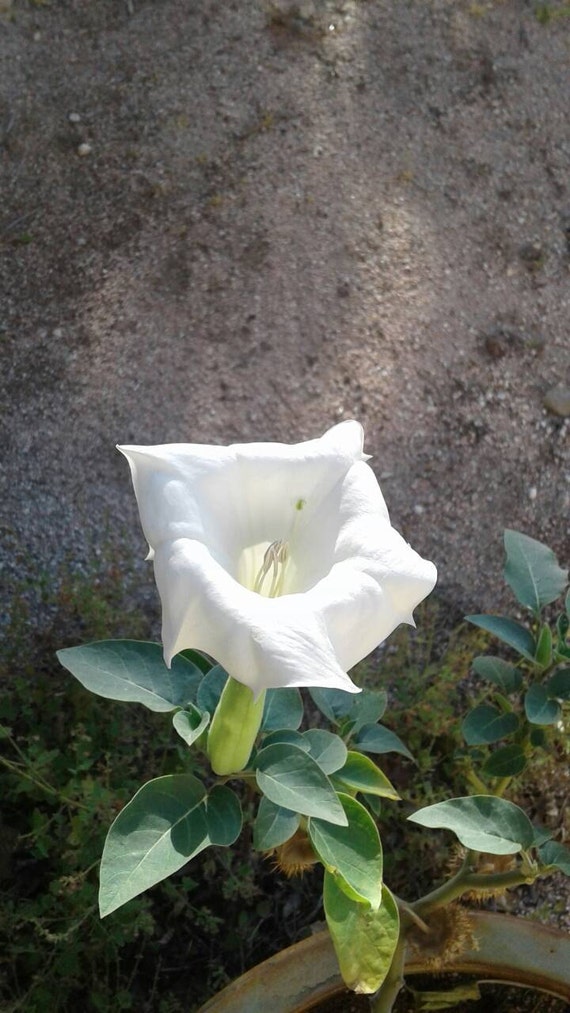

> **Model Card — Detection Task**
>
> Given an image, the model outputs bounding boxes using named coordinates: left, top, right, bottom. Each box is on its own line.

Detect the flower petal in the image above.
left=119, top=422, right=437, bottom=695
left=154, top=539, right=358, bottom=698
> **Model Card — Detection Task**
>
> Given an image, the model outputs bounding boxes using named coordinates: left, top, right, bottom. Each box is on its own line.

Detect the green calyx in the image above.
left=207, top=676, right=265, bottom=776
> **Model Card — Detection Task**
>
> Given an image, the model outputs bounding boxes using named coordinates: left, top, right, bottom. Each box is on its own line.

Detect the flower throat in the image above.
left=253, top=539, right=290, bottom=597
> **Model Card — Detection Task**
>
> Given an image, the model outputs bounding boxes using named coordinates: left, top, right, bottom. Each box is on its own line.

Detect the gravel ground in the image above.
left=1, top=0, right=569, bottom=615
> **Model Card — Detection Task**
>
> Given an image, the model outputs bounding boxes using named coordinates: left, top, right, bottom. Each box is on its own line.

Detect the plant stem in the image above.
left=0, top=754, right=89, bottom=812
left=413, top=854, right=536, bottom=919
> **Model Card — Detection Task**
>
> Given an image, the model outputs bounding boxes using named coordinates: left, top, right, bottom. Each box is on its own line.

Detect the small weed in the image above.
left=535, top=3, right=570, bottom=23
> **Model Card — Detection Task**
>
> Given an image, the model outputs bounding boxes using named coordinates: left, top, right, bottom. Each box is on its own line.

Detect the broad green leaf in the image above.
left=345, top=690, right=388, bottom=734
left=408, top=795, right=535, bottom=854
left=172, top=705, right=210, bottom=746
left=253, top=797, right=300, bottom=851
left=534, top=624, right=553, bottom=668
left=180, top=649, right=213, bottom=675
left=461, top=704, right=518, bottom=746
left=465, top=616, right=536, bottom=662
left=354, top=723, right=414, bottom=761
left=539, top=840, right=570, bottom=875
left=531, top=825, right=553, bottom=847
left=547, top=668, right=570, bottom=700
left=204, top=785, right=242, bottom=845
left=557, top=612, right=569, bottom=644
left=482, top=744, right=527, bottom=778
left=504, top=530, right=567, bottom=614
left=524, top=684, right=561, bottom=725
left=262, top=729, right=310, bottom=751
left=255, top=743, right=347, bottom=826
left=99, top=774, right=208, bottom=916
left=261, top=688, right=304, bottom=731
left=302, top=729, right=348, bottom=774
left=58, top=640, right=203, bottom=712
left=308, top=793, right=382, bottom=908
left=308, top=687, right=356, bottom=723
left=323, top=875, right=399, bottom=994
left=334, top=751, right=400, bottom=801
left=471, top=656, right=522, bottom=694
left=196, top=665, right=228, bottom=714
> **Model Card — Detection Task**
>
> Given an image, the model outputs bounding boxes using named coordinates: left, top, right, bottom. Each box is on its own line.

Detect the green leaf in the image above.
left=531, top=825, right=553, bottom=847
left=345, top=690, right=388, bottom=734
left=172, top=705, right=210, bottom=746
left=408, top=795, right=535, bottom=854
left=353, top=723, right=414, bottom=761
left=302, top=729, right=348, bottom=774
left=57, top=640, right=203, bottom=712
left=253, top=797, right=300, bottom=851
left=196, top=665, right=228, bottom=714
left=482, top=744, right=527, bottom=778
left=262, top=729, right=310, bottom=751
left=261, top=688, right=304, bottom=731
left=99, top=774, right=208, bottom=916
left=308, top=687, right=357, bottom=723
left=309, top=793, right=382, bottom=909
left=547, top=668, right=570, bottom=700
left=255, top=743, right=348, bottom=826
left=557, top=611, right=569, bottom=645
left=539, top=840, right=570, bottom=876
left=534, top=624, right=553, bottom=668
left=461, top=704, right=518, bottom=746
left=524, top=684, right=561, bottom=725
left=503, top=530, right=568, bottom=614
left=179, top=649, right=213, bottom=675
left=204, top=785, right=242, bottom=845
left=334, top=751, right=400, bottom=801
left=471, top=656, right=522, bottom=694
left=323, top=875, right=400, bottom=994
left=465, top=616, right=536, bottom=662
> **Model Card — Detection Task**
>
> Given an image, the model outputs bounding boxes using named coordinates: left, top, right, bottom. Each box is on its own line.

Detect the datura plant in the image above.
left=57, top=424, right=570, bottom=1013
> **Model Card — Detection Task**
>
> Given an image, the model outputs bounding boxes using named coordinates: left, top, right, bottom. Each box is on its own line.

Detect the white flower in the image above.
left=118, top=422, right=436, bottom=697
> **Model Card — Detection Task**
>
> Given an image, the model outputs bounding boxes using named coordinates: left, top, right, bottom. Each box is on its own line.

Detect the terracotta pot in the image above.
left=198, top=911, right=570, bottom=1013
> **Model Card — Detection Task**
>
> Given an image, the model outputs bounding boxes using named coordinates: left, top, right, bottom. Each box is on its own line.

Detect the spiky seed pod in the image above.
left=407, top=905, right=477, bottom=970
left=269, top=830, right=319, bottom=877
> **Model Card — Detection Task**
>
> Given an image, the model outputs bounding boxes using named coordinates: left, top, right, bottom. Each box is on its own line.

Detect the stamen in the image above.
left=253, top=540, right=289, bottom=597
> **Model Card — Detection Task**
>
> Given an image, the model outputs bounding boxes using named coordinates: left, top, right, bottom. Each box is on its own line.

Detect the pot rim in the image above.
left=198, top=910, right=570, bottom=1012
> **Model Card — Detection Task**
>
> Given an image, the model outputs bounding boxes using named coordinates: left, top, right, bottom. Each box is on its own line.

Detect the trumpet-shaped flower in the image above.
left=118, top=422, right=436, bottom=697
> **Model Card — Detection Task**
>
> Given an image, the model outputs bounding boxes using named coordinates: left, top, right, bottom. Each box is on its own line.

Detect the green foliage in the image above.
left=5, top=528, right=568, bottom=1007
left=255, top=742, right=347, bottom=825
left=302, top=729, right=347, bottom=774
left=253, top=798, right=299, bottom=850
left=323, top=877, right=399, bottom=994
left=465, top=615, right=537, bottom=662
left=503, top=529, right=567, bottom=615
left=261, top=687, right=304, bottom=731
left=408, top=796, right=535, bottom=855
left=57, top=640, right=203, bottom=711
left=461, top=704, right=519, bottom=745
left=99, top=776, right=242, bottom=916
left=333, top=751, right=400, bottom=801
left=308, top=794, right=383, bottom=909
left=1, top=554, right=312, bottom=1011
